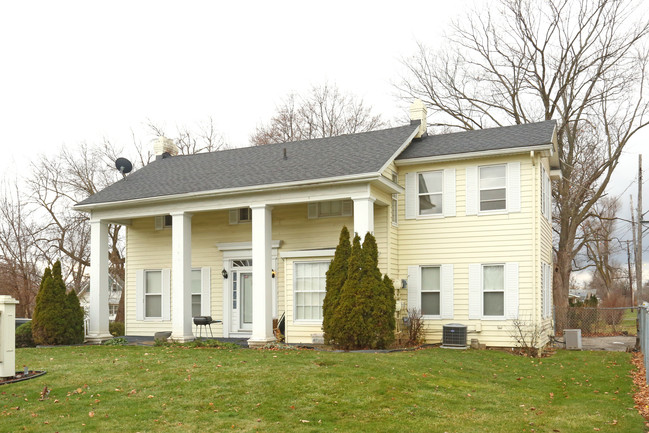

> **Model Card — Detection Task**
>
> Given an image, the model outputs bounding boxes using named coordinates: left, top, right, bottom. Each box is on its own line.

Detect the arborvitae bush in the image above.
left=32, top=261, right=85, bottom=345
left=64, top=290, right=85, bottom=344
left=322, top=226, right=351, bottom=344
left=329, top=232, right=396, bottom=350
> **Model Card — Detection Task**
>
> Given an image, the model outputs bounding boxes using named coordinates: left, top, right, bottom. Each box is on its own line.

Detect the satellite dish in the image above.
left=115, top=157, right=133, bottom=178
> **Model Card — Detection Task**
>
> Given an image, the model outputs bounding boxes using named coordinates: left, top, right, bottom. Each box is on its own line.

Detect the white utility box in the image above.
left=564, top=329, right=582, bottom=350
left=0, top=296, right=19, bottom=378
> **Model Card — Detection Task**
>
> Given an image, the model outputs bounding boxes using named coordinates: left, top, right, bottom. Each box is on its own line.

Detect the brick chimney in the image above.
left=409, top=99, right=427, bottom=138
left=154, top=137, right=178, bottom=160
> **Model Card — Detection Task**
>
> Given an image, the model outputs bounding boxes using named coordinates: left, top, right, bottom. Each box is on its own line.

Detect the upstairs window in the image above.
left=308, top=200, right=353, bottom=219
left=418, top=171, right=443, bottom=215
left=479, top=165, right=507, bottom=211
left=229, top=208, right=252, bottom=224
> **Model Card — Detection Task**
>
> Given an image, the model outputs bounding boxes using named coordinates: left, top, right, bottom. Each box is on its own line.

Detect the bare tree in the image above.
left=0, top=182, right=43, bottom=317
left=250, top=83, right=385, bottom=145
left=397, top=0, right=649, bottom=308
left=582, top=197, right=625, bottom=298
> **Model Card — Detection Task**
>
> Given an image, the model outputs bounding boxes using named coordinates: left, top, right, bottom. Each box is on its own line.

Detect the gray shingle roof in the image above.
left=76, top=123, right=420, bottom=207
left=396, top=120, right=556, bottom=160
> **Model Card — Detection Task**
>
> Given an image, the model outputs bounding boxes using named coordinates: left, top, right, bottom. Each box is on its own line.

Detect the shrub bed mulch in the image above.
left=631, top=352, right=649, bottom=428
left=0, top=370, right=46, bottom=385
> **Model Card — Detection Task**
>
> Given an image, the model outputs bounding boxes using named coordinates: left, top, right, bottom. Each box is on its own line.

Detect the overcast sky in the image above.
left=1, top=1, right=648, bottom=281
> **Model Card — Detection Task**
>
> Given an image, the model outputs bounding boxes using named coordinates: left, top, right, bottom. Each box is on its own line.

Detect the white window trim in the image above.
left=307, top=200, right=353, bottom=219
left=293, top=260, right=330, bottom=324
left=391, top=194, right=398, bottom=227
left=420, top=265, right=441, bottom=319
left=143, top=269, right=163, bottom=321
left=478, top=164, right=507, bottom=215
left=481, top=263, right=506, bottom=320
left=417, top=170, right=444, bottom=219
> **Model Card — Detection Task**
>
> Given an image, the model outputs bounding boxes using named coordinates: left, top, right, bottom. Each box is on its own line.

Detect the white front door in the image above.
left=239, top=272, right=253, bottom=331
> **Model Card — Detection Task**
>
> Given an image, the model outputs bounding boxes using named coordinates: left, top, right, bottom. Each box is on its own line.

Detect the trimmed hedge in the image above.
left=15, top=322, right=35, bottom=348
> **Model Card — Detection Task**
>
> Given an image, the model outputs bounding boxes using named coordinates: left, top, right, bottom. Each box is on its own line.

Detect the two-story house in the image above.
left=75, top=100, right=560, bottom=348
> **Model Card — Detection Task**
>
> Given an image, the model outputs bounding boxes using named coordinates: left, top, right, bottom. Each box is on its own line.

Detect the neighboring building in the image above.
left=76, top=100, right=560, bottom=348
left=78, top=275, right=123, bottom=321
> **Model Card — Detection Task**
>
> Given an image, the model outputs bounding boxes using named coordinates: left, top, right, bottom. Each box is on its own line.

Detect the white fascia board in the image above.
left=377, top=125, right=422, bottom=174
left=394, top=144, right=553, bottom=166
left=279, top=249, right=336, bottom=259
left=75, top=172, right=379, bottom=213
left=84, top=178, right=376, bottom=221
left=373, top=176, right=405, bottom=195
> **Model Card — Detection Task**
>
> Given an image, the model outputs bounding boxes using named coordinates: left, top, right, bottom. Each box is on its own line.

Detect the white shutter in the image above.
left=201, top=267, right=211, bottom=316
left=407, top=265, right=420, bottom=312
left=229, top=209, right=238, bottom=225
left=162, top=268, right=171, bottom=321
left=405, top=172, right=417, bottom=219
left=540, top=263, right=546, bottom=318
left=307, top=203, right=318, bottom=219
left=443, top=169, right=456, bottom=217
left=507, top=162, right=521, bottom=213
left=440, top=264, right=454, bottom=319
left=342, top=200, right=353, bottom=216
left=136, top=269, right=144, bottom=321
left=545, top=172, right=552, bottom=224
left=540, top=167, right=546, bottom=218
left=465, top=166, right=478, bottom=215
left=505, top=262, right=519, bottom=319
left=154, top=216, right=164, bottom=230
left=468, top=264, right=481, bottom=319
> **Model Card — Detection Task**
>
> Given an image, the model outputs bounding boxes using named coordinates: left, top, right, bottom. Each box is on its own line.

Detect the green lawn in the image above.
left=1, top=345, right=644, bottom=432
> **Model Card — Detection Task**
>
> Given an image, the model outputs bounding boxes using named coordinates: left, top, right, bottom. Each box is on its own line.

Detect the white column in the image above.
left=170, top=212, right=194, bottom=342
left=353, top=196, right=375, bottom=238
left=0, top=296, right=19, bottom=378
left=248, top=204, right=274, bottom=347
left=87, top=220, right=111, bottom=344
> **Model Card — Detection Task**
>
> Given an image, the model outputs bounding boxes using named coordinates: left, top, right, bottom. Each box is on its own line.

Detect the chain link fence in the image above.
left=638, top=305, right=648, bottom=384
left=554, top=306, right=637, bottom=337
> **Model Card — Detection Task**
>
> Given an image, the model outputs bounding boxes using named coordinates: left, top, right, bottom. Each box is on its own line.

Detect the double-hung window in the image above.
left=421, top=266, right=441, bottom=316
left=479, top=165, right=507, bottom=211
left=418, top=171, right=443, bottom=215
left=145, top=270, right=162, bottom=318
left=191, top=269, right=202, bottom=317
left=483, top=265, right=505, bottom=316
left=294, top=261, right=329, bottom=321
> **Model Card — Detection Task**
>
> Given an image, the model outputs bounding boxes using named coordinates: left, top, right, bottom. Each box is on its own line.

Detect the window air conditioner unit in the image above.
left=442, top=323, right=467, bottom=348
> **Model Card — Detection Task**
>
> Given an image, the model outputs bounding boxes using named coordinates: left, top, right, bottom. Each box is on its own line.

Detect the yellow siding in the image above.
left=124, top=153, right=549, bottom=348
left=397, top=154, right=541, bottom=347
left=125, top=203, right=359, bottom=338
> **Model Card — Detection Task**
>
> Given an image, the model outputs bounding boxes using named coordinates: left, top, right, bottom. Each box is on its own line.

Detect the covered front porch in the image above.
left=85, top=178, right=399, bottom=346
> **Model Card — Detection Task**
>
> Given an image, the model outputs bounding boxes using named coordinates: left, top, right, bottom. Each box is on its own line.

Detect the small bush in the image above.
left=110, top=322, right=125, bottom=337
left=15, top=322, right=35, bottom=348
left=103, top=337, right=128, bottom=346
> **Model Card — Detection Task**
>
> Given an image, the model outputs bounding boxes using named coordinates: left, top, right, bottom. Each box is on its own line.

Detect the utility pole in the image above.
left=632, top=195, right=638, bottom=304
left=628, top=240, right=635, bottom=305
left=638, top=155, right=644, bottom=304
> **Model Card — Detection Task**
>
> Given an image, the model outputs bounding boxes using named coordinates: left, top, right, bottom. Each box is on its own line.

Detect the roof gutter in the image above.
left=394, top=143, right=553, bottom=166
left=74, top=172, right=382, bottom=212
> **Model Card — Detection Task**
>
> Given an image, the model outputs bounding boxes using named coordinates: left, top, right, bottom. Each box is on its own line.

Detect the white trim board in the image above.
left=279, top=249, right=336, bottom=258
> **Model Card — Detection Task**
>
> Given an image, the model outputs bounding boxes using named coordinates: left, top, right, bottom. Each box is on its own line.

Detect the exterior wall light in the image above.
left=271, top=269, right=276, bottom=278
left=221, top=269, right=228, bottom=279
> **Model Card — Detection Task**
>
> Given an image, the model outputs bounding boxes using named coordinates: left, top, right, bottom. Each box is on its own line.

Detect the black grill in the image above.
left=193, top=316, right=221, bottom=338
